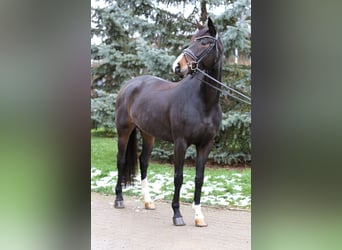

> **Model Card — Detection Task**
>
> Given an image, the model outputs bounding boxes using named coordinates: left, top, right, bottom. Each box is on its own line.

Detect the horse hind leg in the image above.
left=114, top=133, right=128, bottom=209
left=114, top=125, right=137, bottom=209
left=139, top=132, right=156, bottom=210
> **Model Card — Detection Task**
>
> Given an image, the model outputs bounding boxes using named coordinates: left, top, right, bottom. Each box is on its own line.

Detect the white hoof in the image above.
left=195, top=217, right=208, bottom=227
left=144, top=201, right=156, bottom=210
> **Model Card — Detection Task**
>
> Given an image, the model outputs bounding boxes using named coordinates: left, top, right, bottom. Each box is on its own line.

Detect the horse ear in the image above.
left=207, top=17, right=216, bottom=37
left=196, top=19, right=204, bottom=30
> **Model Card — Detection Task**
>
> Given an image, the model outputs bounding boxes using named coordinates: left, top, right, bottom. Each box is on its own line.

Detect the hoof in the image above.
left=173, top=216, right=186, bottom=226
left=195, top=218, right=208, bottom=227
left=114, top=200, right=125, bottom=209
left=145, top=201, right=156, bottom=210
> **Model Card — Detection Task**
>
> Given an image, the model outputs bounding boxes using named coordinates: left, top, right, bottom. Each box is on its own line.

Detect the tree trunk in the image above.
left=200, top=0, right=207, bottom=23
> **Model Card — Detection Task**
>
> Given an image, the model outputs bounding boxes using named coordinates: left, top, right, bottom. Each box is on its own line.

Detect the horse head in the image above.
left=173, top=17, right=224, bottom=78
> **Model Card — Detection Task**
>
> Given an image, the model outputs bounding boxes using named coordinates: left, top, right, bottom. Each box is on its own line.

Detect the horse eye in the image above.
left=201, top=40, right=210, bottom=46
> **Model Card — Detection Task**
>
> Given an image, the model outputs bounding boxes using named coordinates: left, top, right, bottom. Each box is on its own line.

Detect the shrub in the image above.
left=91, top=89, right=116, bottom=131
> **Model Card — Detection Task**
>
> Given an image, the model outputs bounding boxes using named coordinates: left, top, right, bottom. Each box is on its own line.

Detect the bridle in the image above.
left=183, top=33, right=219, bottom=72
left=183, top=33, right=251, bottom=105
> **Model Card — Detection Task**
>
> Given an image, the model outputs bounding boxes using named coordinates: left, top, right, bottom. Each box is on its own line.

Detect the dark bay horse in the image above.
left=114, top=17, right=224, bottom=227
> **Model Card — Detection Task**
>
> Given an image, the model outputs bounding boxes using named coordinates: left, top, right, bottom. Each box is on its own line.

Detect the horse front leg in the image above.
left=172, top=139, right=187, bottom=226
left=192, top=142, right=213, bottom=227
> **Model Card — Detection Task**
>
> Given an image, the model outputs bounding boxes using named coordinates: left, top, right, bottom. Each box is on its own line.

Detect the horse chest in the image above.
left=175, top=105, right=221, bottom=142
left=194, top=116, right=218, bottom=135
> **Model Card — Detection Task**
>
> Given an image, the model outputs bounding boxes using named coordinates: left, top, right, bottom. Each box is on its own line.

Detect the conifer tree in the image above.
left=91, top=0, right=250, bottom=91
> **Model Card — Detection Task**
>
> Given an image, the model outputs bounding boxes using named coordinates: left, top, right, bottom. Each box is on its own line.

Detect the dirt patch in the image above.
left=91, top=192, right=251, bottom=250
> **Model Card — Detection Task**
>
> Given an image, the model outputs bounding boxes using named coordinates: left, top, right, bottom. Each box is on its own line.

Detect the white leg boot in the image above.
left=192, top=203, right=208, bottom=227
left=141, top=178, right=155, bottom=210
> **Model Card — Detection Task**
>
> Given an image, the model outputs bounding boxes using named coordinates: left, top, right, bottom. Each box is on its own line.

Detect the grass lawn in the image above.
left=91, top=133, right=251, bottom=209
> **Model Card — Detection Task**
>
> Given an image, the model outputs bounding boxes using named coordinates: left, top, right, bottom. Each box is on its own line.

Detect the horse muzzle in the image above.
left=172, top=53, right=190, bottom=78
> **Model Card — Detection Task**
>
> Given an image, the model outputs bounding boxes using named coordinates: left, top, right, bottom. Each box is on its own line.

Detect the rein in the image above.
left=195, top=68, right=251, bottom=105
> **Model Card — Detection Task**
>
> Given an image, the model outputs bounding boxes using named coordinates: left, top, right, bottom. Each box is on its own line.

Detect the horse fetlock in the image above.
left=141, top=178, right=154, bottom=207
left=193, top=203, right=207, bottom=227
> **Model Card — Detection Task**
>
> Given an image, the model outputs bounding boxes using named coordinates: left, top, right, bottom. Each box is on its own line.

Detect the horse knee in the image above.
left=195, top=176, right=204, bottom=186
left=174, top=174, right=183, bottom=186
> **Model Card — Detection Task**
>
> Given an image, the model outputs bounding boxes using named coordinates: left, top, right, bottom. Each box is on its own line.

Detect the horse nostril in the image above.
left=175, top=64, right=180, bottom=73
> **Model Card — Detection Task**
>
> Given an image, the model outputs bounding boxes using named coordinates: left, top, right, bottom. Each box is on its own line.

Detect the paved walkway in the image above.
left=91, top=192, right=251, bottom=250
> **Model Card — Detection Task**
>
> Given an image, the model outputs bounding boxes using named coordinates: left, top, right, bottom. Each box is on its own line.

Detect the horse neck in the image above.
left=200, top=64, right=222, bottom=109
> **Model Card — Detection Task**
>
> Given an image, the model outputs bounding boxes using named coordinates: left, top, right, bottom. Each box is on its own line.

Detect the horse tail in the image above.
left=122, top=128, right=138, bottom=187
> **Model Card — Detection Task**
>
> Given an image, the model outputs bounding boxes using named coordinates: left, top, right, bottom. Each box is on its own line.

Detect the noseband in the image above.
left=183, top=33, right=219, bottom=72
